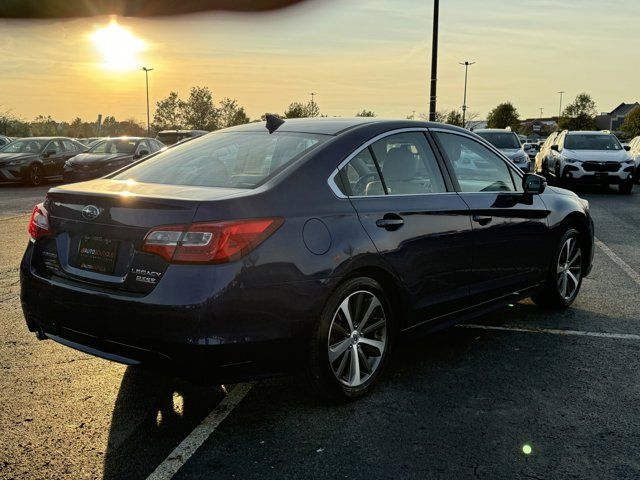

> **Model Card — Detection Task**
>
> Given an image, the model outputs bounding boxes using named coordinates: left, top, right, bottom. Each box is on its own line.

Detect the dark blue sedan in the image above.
left=20, top=118, right=594, bottom=400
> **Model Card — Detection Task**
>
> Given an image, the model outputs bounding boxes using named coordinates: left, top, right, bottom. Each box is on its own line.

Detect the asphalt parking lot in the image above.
left=1, top=183, right=639, bottom=479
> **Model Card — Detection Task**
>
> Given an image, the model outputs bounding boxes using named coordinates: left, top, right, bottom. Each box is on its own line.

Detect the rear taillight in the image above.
left=142, top=218, right=283, bottom=264
left=28, top=203, right=50, bottom=241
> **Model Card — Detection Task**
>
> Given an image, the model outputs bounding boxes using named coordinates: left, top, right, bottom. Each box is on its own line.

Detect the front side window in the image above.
left=435, top=132, right=516, bottom=193
left=113, top=131, right=327, bottom=189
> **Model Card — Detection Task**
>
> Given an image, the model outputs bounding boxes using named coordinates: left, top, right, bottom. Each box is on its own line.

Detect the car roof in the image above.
left=473, top=128, right=516, bottom=134
left=566, top=131, right=614, bottom=136
left=218, top=117, right=468, bottom=136
left=94, top=137, right=147, bottom=141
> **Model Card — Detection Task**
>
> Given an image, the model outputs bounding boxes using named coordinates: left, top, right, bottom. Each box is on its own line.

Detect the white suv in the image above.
left=544, top=131, right=635, bottom=194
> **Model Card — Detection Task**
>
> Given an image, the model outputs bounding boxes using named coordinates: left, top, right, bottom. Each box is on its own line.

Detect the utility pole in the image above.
left=539, top=107, right=544, bottom=118
left=428, top=0, right=439, bottom=121
left=142, top=67, right=154, bottom=136
left=557, top=91, right=565, bottom=126
left=459, top=61, right=475, bottom=128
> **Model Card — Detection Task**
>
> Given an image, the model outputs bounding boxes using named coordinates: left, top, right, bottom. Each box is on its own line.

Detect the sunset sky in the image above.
left=1, top=0, right=638, bottom=124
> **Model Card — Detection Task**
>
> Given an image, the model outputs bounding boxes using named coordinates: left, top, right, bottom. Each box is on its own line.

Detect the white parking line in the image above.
left=458, top=323, right=640, bottom=340
left=146, top=382, right=254, bottom=480
left=595, top=237, right=640, bottom=286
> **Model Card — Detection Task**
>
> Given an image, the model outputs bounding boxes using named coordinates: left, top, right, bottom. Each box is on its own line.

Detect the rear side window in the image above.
left=337, top=149, right=384, bottom=196
left=434, top=132, right=517, bottom=193
left=113, top=131, right=327, bottom=189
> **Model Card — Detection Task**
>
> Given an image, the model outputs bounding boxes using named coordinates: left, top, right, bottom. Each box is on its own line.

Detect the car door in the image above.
left=41, top=140, right=65, bottom=177
left=548, top=131, right=565, bottom=175
left=333, top=130, right=474, bottom=325
left=431, top=129, right=551, bottom=304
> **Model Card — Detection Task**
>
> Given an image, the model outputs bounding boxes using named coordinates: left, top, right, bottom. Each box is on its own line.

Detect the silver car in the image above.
left=474, top=129, right=531, bottom=172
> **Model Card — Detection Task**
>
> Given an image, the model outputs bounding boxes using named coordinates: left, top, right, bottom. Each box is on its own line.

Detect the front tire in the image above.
left=25, top=163, right=44, bottom=186
left=307, top=277, right=393, bottom=401
left=532, top=228, right=583, bottom=309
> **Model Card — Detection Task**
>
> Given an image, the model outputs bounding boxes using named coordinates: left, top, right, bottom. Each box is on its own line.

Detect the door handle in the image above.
left=376, top=214, right=404, bottom=231
left=472, top=215, right=493, bottom=226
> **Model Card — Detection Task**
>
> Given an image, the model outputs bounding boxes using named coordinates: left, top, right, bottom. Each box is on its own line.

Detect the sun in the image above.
left=91, top=19, right=145, bottom=71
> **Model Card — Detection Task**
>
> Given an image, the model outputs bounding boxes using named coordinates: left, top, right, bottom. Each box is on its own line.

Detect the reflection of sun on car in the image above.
left=474, top=128, right=531, bottom=172
left=0, top=137, right=87, bottom=185
left=21, top=118, right=594, bottom=401
left=63, top=136, right=165, bottom=183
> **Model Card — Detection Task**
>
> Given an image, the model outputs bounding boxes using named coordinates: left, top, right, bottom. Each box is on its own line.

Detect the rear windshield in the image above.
left=476, top=132, right=521, bottom=149
left=90, top=139, right=138, bottom=154
left=0, top=139, right=47, bottom=153
left=564, top=134, right=622, bottom=150
left=112, top=131, right=327, bottom=189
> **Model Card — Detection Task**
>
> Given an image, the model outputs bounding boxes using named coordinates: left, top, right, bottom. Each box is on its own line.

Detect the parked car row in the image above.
left=534, top=130, right=636, bottom=194
left=0, top=136, right=165, bottom=186
left=474, top=129, right=531, bottom=172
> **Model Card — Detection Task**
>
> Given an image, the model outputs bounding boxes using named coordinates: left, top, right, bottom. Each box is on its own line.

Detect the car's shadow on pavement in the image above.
left=102, top=367, right=225, bottom=480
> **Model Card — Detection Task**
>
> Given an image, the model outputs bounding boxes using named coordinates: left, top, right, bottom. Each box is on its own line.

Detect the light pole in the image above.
left=309, top=92, right=317, bottom=116
left=557, top=91, right=565, bottom=126
left=539, top=107, right=544, bottom=118
left=142, top=67, right=154, bottom=135
left=428, top=0, right=439, bottom=121
left=459, top=60, right=475, bottom=128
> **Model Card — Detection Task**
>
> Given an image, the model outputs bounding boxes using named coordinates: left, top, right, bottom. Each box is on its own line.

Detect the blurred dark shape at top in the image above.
left=0, top=0, right=311, bottom=18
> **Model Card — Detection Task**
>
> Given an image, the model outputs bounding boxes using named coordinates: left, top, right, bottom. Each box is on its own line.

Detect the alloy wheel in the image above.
left=327, top=290, right=387, bottom=387
left=30, top=165, right=42, bottom=186
left=557, top=237, right=582, bottom=300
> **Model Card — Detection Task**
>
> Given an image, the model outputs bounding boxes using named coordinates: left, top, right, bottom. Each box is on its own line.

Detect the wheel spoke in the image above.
left=567, top=271, right=579, bottom=291
left=357, top=297, right=381, bottom=332
left=568, top=250, right=582, bottom=267
left=348, top=347, right=360, bottom=386
left=559, top=273, right=568, bottom=298
left=331, top=322, right=349, bottom=337
left=335, top=346, right=350, bottom=377
left=329, top=338, right=351, bottom=363
left=338, top=298, right=354, bottom=331
left=359, top=337, right=384, bottom=354
left=362, top=319, right=385, bottom=335
left=357, top=347, right=372, bottom=375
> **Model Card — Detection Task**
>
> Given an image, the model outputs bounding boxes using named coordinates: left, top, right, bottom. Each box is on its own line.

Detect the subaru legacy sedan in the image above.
left=20, top=118, right=594, bottom=400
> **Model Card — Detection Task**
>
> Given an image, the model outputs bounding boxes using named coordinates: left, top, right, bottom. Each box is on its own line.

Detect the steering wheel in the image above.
left=353, top=173, right=381, bottom=195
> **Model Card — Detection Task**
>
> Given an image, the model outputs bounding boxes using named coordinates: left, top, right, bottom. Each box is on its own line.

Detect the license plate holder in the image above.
left=77, top=236, right=118, bottom=274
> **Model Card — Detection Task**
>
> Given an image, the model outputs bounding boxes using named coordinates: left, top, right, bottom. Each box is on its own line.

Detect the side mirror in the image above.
left=43, top=149, right=56, bottom=158
left=550, top=145, right=559, bottom=152
left=136, top=149, right=150, bottom=159
left=624, top=145, right=631, bottom=151
left=523, top=173, right=546, bottom=195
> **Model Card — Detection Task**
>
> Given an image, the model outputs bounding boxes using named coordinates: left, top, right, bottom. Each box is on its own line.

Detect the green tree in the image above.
left=283, top=100, right=321, bottom=119
left=621, top=107, right=640, bottom=138
left=30, top=115, right=58, bottom=136
left=559, top=93, right=597, bottom=130
left=486, top=102, right=520, bottom=130
left=153, top=91, right=184, bottom=131
left=355, top=110, right=376, bottom=117
left=181, top=86, right=218, bottom=130
left=445, top=110, right=463, bottom=127
left=217, top=97, right=250, bottom=128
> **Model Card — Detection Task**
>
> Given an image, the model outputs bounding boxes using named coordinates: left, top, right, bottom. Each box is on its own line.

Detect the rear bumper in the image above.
left=20, top=243, right=330, bottom=381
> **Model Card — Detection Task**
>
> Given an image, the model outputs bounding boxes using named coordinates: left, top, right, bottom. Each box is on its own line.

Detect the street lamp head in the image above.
left=142, top=66, right=154, bottom=72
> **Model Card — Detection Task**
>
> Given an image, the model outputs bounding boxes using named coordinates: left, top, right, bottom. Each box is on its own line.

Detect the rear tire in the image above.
left=531, top=228, right=583, bottom=309
left=307, top=277, right=393, bottom=402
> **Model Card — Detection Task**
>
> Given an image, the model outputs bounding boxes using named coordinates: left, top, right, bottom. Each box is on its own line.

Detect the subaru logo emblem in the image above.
left=82, top=205, right=100, bottom=220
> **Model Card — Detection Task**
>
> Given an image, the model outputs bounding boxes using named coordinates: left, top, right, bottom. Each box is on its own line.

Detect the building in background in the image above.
left=596, top=102, right=640, bottom=131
